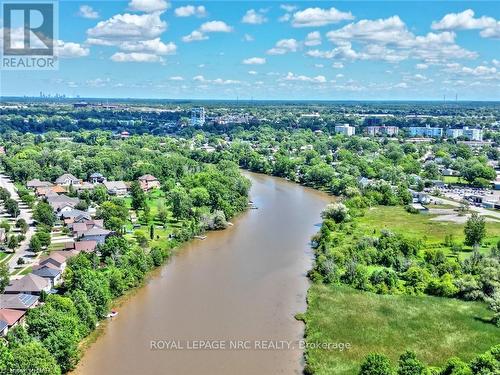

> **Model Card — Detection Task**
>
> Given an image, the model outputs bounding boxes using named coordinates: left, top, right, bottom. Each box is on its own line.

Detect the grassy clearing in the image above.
left=304, top=284, right=499, bottom=375
left=355, top=206, right=500, bottom=258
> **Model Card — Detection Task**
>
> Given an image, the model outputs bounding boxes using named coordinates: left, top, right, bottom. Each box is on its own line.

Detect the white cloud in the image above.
left=78, top=5, right=99, bottom=19
left=169, top=76, right=184, bottom=81
left=432, top=9, right=500, bottom=39
left=200, top=21, right=233, bottom=33
left=280, top=4, right=297, bottom=13
left=267, top=38, right=299, bottom=55
left=174, top=5, right=207, bottom=18
left=128, top=0, right=169, bottom=13
left=248, top=70, right=258, bottom=75
left=320, top=16, right=476, bottom=64
left=242, top=9, right=267, bottom=25
left=315, top=63, right=324, bottom=68
left=111, top=52, right=162, bottom=62
left=56, top=40, right=90, bottom=58
left=182, top=30, right=208, bottom=42
left=336, top=73, right=344, bottom=78
left=192, top=75, right=241, bottom=85
left=291, top=7, right=354, bottom=27
left=416, top=63, right=428, bottom=69
left=119, top=38, right=176, bottom=55
left=304, top=31, right=321, bottom=46
left=243, top=57, right=266, bottom=65
left=332, top=62, right=344, bottom=69
left=243, top=33, right=254, bottom=42
left=283, top=72, right=327, bottom=83
left=87, top=12, right=167, bottom=43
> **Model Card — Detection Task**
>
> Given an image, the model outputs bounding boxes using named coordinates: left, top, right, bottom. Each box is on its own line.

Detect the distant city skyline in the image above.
left=1, top=1, right=499, bottom=100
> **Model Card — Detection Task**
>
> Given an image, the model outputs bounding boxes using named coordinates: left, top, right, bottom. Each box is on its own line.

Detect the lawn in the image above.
left=303, top=284, right=499, bottom=375
left=355, top=206, right=500, bottom=258
left=121, top=189, right=183, bottom=250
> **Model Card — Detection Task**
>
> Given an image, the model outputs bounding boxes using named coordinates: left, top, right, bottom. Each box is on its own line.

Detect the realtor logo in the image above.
left=2, top=1, right=58, bottom=69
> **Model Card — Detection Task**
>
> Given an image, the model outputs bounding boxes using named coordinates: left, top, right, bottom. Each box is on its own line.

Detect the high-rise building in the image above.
left=365, top=126, right=399, bottom=137
left=446, top=127, right=483, bottom=141
left=334, top=124, right=356, bottom=136
left=408, top=125, right=443, bottom=138
left=191, top=107, right=206, bottom=126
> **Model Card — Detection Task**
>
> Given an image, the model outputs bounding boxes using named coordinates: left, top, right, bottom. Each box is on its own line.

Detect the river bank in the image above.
left=72, top=171, right=331, bottom=375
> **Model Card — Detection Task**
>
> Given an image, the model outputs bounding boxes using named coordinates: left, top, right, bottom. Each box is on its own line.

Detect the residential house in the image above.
left=4, top=274, right=51, bottom=295
left=0, top=293, right=39, bottom=310
left=0, top=309, right=26, bottom=336
left=0, top=320, right=6, bottom=336
left=89, top=172, right=106, bottom=184
left=81, top=227, right=112, bottom=244
left=65, top=240, right=98, bottom=253
left=35, top=185, right=66, bottom=197
left=32, top=264, right=62, bottom=287
left=103, top=181, right=128, bottom=196
left=46, top=194, right=80, bottom=212
left=55, top=173, right=81, bottom=187
left=26, top=179, right=53, bottom=189
left=60, top=209, right=91, bottom=223
left=138, top=174, right=160, bottom=191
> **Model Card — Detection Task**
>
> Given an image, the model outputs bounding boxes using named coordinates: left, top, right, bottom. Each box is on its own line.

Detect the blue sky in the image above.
left=1, top=1, right=499, bottom=100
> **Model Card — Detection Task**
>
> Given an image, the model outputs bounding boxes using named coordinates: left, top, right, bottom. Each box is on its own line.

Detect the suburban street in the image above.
left=0, top=173, right=36, bottom=275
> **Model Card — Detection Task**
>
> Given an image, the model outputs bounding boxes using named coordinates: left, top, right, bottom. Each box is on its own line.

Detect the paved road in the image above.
left=430, top=195, right=500, bottom=220
left=0, top=173, right=36, bottom=274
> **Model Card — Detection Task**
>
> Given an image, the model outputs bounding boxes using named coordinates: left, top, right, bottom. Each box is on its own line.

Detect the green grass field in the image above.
left=304, top=284, right=499, bottom=375
left=355, top=206, right=500, bottom=258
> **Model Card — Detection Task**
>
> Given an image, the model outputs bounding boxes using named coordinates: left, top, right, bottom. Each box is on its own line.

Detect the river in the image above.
left=73, top=172, right=331, bottom=375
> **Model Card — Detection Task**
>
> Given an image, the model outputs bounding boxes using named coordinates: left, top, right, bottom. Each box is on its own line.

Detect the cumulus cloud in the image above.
left=312, top=16, right=477, bottom=64
left=416, top=63, right=428, bottom=69
left=78, top=5, right=99, bottom=19
left=174, top=5, right=207, bottom=17
left=199, top=21, right=233, bottom=33
left=87, top=12, right=167, bottom=43
left=267, top=38, right=299, bottom=55
left=432, top=9, right=500, bottom=39
left=243, top=57, right=266, bottom=65
left=111, top=52, right=162, bottom=62
left=291, top=7, right=354, bottom=27
left=56, top=40, right=90, bottom=58
left=128, top=0, right=169, bottom=13
left=242, top=9, right=267, bottom=24
left=119, top=38, right=176, bottom=55
left=182, top=30, right=208, bottom=42
left=304, top=31, right=321, bottom=46
left=282, top=72, right=327, bottom=83
left=169, top=76, right=184, bottom=81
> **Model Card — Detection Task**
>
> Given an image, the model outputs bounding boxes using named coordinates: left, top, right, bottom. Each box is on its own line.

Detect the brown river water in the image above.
left=73, top=172, right=331, bottom=375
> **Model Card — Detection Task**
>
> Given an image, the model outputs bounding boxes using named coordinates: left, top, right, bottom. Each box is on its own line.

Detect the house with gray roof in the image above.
left=55, top=173, right=81, bottom=187
left=0, top=294, right=39, bottom=310
left=4, top=274, right=51, bottom=295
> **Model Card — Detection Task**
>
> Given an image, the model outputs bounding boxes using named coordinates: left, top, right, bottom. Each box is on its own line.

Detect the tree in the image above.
left=130, top=181, right=146, bottom=211
left=16, top=218, right=28, bottom=234
left=11, top=342, right=61, bottom=375
left=0, top=262, right=9, bottom=293
left=169, top=187, right=192, bottom=220
left=150, top=224, right=155, bottom=240
left=359, top=353, right=393, bottom=375
left=321, top=203, right=350, bottom=224
left=397, top=351, right=426, bottom=375
left=4, top=198, right=20, bottom=217
left=33, top=202, right=55, bottom=227
left=29, top=235, right=42, bottom=252
left=0, top=344, right=13, bottom=373
left=7, top=235, right=18, bottom=250
left=464, top=213, right=486, bottom=247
